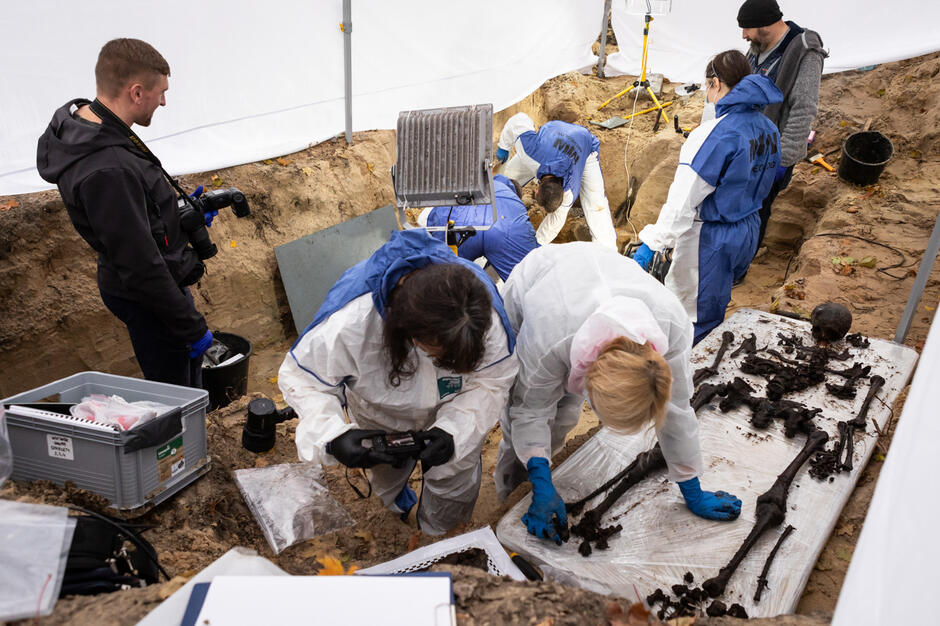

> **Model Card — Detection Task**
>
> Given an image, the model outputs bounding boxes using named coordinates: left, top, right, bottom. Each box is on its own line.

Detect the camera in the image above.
left=177, top=187, right=251, bottom=260
left=366, top=431, right=427, bottom=468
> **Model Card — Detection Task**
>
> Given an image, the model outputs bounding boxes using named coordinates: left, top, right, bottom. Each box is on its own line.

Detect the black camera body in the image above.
left=370, top=431, right=426, bottom=458
left=178, top=187, right=251, bottom=260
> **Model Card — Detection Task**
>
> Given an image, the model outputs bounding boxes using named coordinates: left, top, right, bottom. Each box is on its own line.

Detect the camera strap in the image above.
left=87, top=99, right=192, bottom=202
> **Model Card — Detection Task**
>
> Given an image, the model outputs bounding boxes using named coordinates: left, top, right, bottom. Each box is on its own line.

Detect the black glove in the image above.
left=326, top=429, right=397, bottom=468
left=417, top=427, right=455, bottom=471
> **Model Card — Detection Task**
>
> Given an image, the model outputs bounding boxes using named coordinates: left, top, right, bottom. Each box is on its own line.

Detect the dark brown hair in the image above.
left=705, top=49, right=752, bottom=90
left=95, top=38, right=170, bottom=98
left=535, top=175, right=564, bottom=211
left=383, top=263, right=493, bottom=386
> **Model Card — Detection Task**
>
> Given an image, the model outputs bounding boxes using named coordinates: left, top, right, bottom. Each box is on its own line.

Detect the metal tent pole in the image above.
left=343, top=0, right=353, bottom=144
left=894, top=209, right=940, bottom=343
left=597, top=0, right=613, bottom=78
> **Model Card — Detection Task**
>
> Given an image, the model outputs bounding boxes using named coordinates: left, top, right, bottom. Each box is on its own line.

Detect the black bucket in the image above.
left=201, top=331, right=252, bottom=411
left=838, top=131, right=893, bottom=186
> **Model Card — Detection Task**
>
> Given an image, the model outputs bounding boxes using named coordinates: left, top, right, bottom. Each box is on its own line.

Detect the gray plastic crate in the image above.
left=1, top=371, right=210, bottom=511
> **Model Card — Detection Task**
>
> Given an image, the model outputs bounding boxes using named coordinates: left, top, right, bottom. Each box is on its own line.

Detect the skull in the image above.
left=810, top=303, right=852, bottom=344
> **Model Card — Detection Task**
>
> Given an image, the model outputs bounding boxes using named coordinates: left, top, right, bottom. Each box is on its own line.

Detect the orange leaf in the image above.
left=315, top=555, right=357, bottom=576
left=0, top=198, right=19, bottom=211
left=276, top=157, right=291, bottom=166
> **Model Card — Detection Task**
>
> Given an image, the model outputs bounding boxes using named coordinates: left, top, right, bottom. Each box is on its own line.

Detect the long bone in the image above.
left=702, top=428, right=829, bottom=598
left=693, top=331, right=735, bottom=386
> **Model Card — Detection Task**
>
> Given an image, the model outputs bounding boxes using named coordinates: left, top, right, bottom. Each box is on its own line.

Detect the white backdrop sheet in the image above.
left=0, top=0, right=601, bottom=195
left=3, top=1, right=939, bottom=196
left=606, top=0, right=940, bottom=83
left=832, top=298, right=940, bottom=626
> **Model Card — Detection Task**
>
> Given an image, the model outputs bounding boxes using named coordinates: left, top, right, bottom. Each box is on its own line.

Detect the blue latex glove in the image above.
left=189, top=330, right=214, bottom=359
left=521, top=457, right=568, bottom=545
left=190, top=185, right=218, bottom=226
left=677, top=477, right=742, bottom=521
left=394, top=484, right=417, bottom=520
left=774, top=165, right=789, bottom=183
left=496, top=147, right=509, bottom=164
left=632, top=243, right=654, bottom=271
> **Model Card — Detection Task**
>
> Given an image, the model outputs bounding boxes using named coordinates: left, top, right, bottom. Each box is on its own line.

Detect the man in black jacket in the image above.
left=36, top=38, right=212, bottom=388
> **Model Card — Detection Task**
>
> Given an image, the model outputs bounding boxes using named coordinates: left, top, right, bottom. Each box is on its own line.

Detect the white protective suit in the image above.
left=279, top=296, right=517, bottom=535
left=494, top=242, right=703, bottom=500
left=497, top=113, right=618, bottom=250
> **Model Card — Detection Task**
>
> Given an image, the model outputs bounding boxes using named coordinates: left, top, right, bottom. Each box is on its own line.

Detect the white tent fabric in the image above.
left=4, top=1, right=940, bottom=196
left=0, top=0, right=601, bottom=196
left=606, top=0, right=940, bottom=83
left=831, top=300, right=940, bottom=626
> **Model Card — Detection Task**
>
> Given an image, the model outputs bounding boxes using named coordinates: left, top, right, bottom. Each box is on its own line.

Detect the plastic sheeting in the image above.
left=0, top=500, right=76, bottom=621
left=234, top=463, right=355, bottom=554
left=496, top=308, right=917, bottom=618
left=0, top=0, right=601, bottom=196
left=832, top=301, right=940, bottom=626
left=606, top=0, right=940, bottom=83
left=357, top=527, right=526, bottom=581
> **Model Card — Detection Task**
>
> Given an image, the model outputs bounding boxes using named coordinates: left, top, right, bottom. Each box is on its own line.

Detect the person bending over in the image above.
left=495, top=113, right=617, bottom=250
left=278, top=230, right=517, bottom=535
left=419, top=174, right=538, bottom=282
left=496, top=242, right=741, bottom=545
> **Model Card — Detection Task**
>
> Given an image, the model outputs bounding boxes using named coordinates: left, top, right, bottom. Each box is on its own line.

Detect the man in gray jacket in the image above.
left=738, top=0, right=827, bottom=249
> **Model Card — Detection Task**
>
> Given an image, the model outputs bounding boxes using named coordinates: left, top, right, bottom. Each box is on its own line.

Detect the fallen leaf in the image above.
left=354, top=530, right=374, bottom=543
left=845, top=206, right=858, bottom=213
left=268, top=376, right=278, bottom=384
left=367, top=162, right=375, bottom=173
left=230, top=240, right=237, bottom=248
left=874, top=452, right=886, bottom=461
left=835, top=523, right=857, bottom=537
left=835, top=547, right=853, bottom=562
left=263, top=159, right=275, bottom=165
left=301, top=167, right=314, bottom=177
left=210, top=174, right=223, bottom=188
left=926, top=304, right=936, bottom=312
left=839, top=120, right=850, bottom=127
left=0, top=198, right=19, bottom=211
left=276, top=157, right=291, bottom=166
left=837, top=264, right=854, bottom=276
left=316, top=555, right=358, bottom=576
left=859, top=256, right=877, bottom=268
left=876, top=88, right=886, bottom=96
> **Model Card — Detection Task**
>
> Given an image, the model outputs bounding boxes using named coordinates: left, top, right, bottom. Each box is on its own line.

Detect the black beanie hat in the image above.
left=737, top=0, right=783, bottom=28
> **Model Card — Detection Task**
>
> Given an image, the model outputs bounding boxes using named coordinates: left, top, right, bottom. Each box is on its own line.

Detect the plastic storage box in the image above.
left=1, top=372, right=210, bottom=512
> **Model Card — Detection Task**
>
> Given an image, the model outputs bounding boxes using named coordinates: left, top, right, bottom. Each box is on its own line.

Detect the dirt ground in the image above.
left=1, top=35, right=938, bottom=624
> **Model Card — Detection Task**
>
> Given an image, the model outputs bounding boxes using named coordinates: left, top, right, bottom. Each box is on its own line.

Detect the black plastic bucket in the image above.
left=838, top=131, right=893, bottom=186
left=201, top=331, right=252, bottom=410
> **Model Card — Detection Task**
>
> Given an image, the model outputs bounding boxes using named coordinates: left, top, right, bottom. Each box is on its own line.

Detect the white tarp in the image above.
left=606, top=0, right=940, bottom=83
left=0, top=0, right=601, bottom=196
left=496, top=309, right=918, bottom=618
left=832, top=299, right=940, bottom=626
left=3, top=1, right=940, bottom=196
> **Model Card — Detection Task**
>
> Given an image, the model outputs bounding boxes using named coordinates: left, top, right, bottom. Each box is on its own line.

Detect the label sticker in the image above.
left=47, top=434, right=74, bottom=460
left=156, top=435, right=185, bottom=482
left=437, top=375, right=463, bottom=399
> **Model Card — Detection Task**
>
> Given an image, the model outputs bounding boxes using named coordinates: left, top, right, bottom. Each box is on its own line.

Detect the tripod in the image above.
left=597, top=11, right=671, bottom=125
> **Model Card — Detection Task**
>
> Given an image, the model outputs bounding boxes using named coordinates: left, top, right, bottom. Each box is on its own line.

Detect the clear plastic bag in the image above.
left=0, top=406, right=12, bottom=488
left=0, top=500, right=76, bottom=621
left=69, top=394, right=173, bottom=431
left=234, top=463, right=355, bottom=554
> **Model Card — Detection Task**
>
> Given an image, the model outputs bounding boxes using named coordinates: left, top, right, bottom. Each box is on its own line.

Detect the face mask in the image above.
left=700, top=77, right=716, bottom=123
